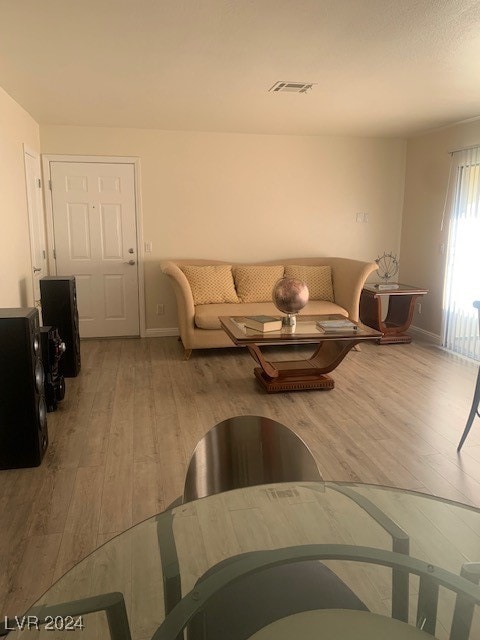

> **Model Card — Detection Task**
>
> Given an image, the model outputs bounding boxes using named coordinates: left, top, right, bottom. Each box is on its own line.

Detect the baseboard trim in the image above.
left=409, top=325, right=442, bottom=345
left=144, top=327, right=180, bottom=338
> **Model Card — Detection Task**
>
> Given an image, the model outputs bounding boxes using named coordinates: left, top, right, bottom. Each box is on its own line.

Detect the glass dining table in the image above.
left=4, top=482, right=480, bottom=639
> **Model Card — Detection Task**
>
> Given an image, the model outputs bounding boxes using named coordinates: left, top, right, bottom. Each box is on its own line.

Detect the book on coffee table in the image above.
left=244, top=315, right=282, bottom=332
left=316, top=318, right=359, bottom=333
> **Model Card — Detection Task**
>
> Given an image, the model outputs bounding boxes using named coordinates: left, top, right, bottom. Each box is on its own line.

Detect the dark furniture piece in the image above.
left=457, top=301, right=480, bottom=451
left=220, top=315, right=382, bottom=392
left=0, top=308, right=48, bottom=469
left=40, top=326, right=66, bottom=412
left=360, top=283, right=428, bottom=344
left=40, top=276, right=81, bottom=377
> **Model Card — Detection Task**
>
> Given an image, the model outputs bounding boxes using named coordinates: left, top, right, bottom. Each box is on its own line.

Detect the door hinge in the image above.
left=48, top=179, right=52, bottom=190
left=42, top=250, right=46, bottom=259
left=53, top=248, right=56, bottom=259
left=37, top=178, right=42, bottom=188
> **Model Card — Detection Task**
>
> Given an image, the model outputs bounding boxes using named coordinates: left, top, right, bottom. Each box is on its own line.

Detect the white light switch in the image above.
left=356, top=212, right=369, bottom=223
left=145, top=241, right=152, bottom=253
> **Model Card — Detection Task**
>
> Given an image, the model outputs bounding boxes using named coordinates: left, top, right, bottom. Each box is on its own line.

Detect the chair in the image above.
left=182, top=415, right=322, bottom=502
left=457, top=301, right=480, bottom=451
left=152, top=545, right=480, bottom=640
left=157, top=417, right=411, bottom=639
left=158, top=415, right=324, bottom=622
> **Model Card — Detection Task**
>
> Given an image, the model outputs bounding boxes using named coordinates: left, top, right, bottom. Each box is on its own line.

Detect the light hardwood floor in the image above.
left=1, top=335, right=480, bottom=618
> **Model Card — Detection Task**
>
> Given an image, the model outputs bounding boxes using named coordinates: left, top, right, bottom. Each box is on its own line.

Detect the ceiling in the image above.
left=1, top=0, right=480, bottom=136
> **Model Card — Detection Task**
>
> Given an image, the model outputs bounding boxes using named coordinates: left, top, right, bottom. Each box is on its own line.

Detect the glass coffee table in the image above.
left=6, top=482, right=480, bottom=639
left=219, top=315, right=382, bottom=392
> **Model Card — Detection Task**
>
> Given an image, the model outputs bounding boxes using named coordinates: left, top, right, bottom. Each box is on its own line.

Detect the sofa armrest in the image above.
left=329, top=258, right=378, bottom=322
left=161, top=261, right=196, bottom=349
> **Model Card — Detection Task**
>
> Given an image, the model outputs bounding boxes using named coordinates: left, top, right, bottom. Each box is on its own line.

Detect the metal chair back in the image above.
left=457, top=301, right=480, bottom=451
left=183, top=415, right=322, bottom=502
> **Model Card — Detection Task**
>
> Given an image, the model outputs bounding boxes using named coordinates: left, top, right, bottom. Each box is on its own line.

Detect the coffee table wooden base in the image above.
left=378, top=333, right=412, bottom=345
left=254, top=368, right=335, bottom=393
left=219, top=316, right=383, bottom=394
left=247, top=341, right=358, bottom=394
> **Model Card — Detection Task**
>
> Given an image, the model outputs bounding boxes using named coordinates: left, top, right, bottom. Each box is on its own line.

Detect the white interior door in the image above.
left=24, top=147, right=48, bottom=306
left=50, top=162, right=140, bottom=338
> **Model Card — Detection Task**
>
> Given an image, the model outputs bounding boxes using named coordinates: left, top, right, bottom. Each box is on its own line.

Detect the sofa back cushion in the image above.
left=181, top=265, right=240, bottom=304
left=284, top=265, right=334, bottom=301
left=233, top=265, right=285, bottom=302
left=233, top=265, right=284, bottom=302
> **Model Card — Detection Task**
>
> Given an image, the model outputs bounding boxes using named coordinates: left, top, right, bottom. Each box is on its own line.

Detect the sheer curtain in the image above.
left=443, top=146, right=480, bottom=360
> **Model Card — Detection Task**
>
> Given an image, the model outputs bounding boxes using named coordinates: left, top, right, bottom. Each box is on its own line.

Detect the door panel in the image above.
left=50, top=162, right=139, bottom=338
left=67, top=204, right=91, bottom=259
left=100, top=205, right=123, bottom=259
left=104, top=275, right=126, bottom=318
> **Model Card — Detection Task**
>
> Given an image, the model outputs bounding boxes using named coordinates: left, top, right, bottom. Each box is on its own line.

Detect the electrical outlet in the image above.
left=156, top=304, right=164, bottom=315
left=355, top=212, right=369, bottom=223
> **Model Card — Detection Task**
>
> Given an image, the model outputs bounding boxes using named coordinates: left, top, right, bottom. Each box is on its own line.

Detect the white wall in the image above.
left=401, top=118, right=480, bottom=337
left=0, top=87, right=40, bottom=307
left=40, top=126, right=406, bottom=331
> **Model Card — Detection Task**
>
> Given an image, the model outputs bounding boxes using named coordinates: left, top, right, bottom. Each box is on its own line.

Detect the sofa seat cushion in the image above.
left=194, top=300, right=347, bottom=330
left=233, top=265, right=285, bottom=302
left=284, top=265, right=334, bottom=301
left=181, top=265, right=239, bottom=304
left=302, top=300, right=347, bottom=317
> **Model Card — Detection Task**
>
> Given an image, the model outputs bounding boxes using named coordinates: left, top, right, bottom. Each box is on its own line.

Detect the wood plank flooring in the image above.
left=1, top=335, right=480, bottom=619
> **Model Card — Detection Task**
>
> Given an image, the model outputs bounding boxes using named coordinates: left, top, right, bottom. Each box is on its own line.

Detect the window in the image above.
left=443, top=146, right=480, bottom=360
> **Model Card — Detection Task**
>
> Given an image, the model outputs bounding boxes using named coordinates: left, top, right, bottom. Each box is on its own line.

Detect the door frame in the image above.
left=24, top=144, right=48, bottom=307
left=42, top=154, right=146, bottom=337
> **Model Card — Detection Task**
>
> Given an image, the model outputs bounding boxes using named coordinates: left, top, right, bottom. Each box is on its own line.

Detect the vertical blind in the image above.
left=443, top=146, right=480, bottom=360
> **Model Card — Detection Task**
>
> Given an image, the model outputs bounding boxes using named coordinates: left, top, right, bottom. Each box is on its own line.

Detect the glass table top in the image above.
left=363, top=283, right=429, bottom=295
left=220, top=315, right=382, bottom=343
left=7, top=482, right=480, bottom=639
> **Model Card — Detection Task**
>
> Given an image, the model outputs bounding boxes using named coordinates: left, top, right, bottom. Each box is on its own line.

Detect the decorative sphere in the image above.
left=273, top=277, right=309, bottom=314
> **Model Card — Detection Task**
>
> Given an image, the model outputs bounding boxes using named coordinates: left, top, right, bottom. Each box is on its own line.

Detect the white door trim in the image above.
left=24, top=144, right=47, bottom=306
left=42, top=154, right=146, bottom=337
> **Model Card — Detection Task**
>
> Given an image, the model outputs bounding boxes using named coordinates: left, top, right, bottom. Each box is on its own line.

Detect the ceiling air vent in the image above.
left=269, top=81, right=315, bottom=93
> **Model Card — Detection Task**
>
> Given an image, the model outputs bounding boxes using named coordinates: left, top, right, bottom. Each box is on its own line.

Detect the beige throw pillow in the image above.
left=181, top=265, right=239, bottom=305
left=284, top=265, right=334, bottom=301
left=233, top=265, right=284, bottom=302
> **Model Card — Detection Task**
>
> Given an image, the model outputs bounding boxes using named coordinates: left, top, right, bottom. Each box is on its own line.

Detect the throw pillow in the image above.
left=284, top=265, right=334, bottom=301
left=180, top=265, right=239, bottom=305
left=233, top=265, right=285, bottom=302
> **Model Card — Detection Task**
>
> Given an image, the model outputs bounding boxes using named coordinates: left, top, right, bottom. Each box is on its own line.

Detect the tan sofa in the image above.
left=161, top=257, right=378, bottom=358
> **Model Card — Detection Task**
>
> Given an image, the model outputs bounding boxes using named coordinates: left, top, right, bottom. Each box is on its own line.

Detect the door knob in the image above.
left=125, top=260, right=136, bottom=265
left=33, top=267, right=42, bottom=273
left=128, top=248, right=135, bottom=254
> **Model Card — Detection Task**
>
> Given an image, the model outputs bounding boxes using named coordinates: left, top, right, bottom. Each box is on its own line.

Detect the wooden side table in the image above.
left=360, top=283, right=428, bottom=344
